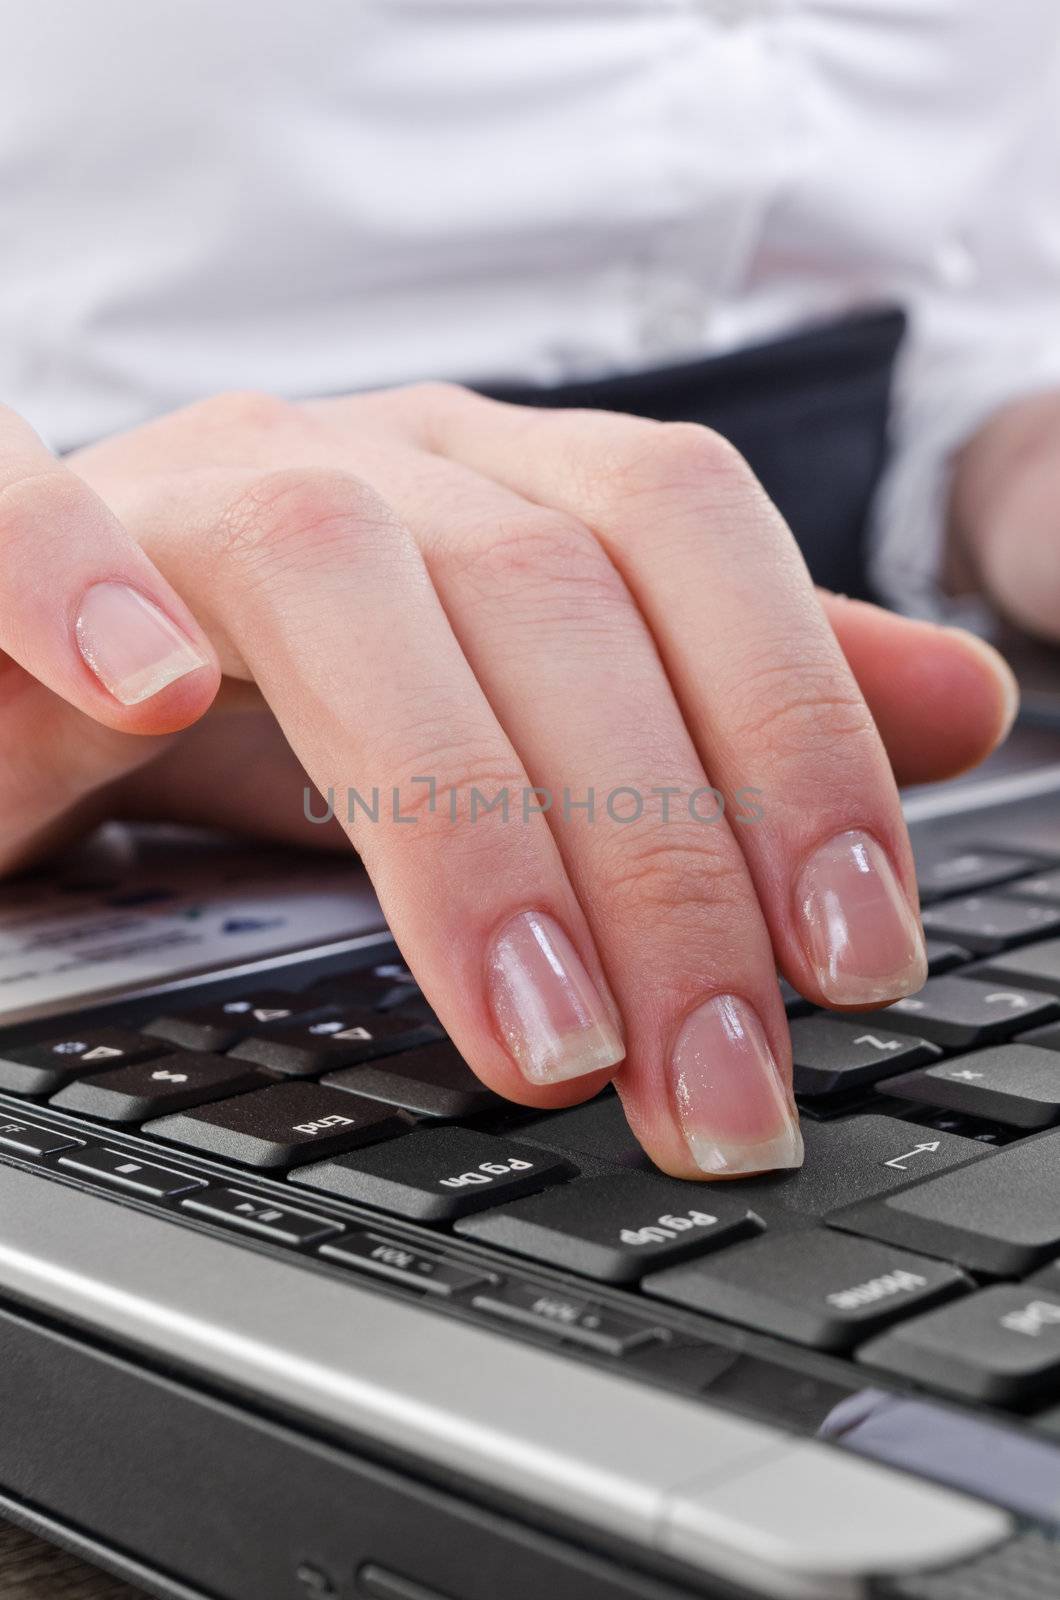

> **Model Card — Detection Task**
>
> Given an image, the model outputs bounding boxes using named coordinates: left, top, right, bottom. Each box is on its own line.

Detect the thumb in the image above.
left=819, top=591, right=1018, bottom=787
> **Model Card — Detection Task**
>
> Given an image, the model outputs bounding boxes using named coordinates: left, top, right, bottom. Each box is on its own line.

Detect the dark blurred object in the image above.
left=994, top=626, right=1060, bottom=732
left=483, top=307, right=906, bottom=602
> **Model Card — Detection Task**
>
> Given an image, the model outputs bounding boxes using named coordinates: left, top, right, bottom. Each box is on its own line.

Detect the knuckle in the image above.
left=608, top=421, right=757, bottom=512
left=729, top=656, right=878, bottom=761
left=399, top=379, right=495, bottom=450
left=595, top=823, right=752, bottom=932
left=346, top=742, right=530, bottom=846
left=213, top=467, right=397, bottom=571
left=652, top=421, right=751, bottom=484
left=194, top=388, right=295, bottom=434
left=401, top=379, right=474, bottom=410
left=453, top=509, right=626, bottom=619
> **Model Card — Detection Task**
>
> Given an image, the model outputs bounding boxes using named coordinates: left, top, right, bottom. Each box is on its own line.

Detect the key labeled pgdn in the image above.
left=441, top=1155, right=535, bottom=1189
left=292, top=1127, right=576, bottom=1220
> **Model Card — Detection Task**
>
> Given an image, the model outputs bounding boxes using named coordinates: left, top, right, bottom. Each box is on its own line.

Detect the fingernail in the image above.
left=796, top=829, right=928, bottom=1005
left=943, top=627, right=1019, bottom=744
left=487, top=910, right=625, bottom=1085
left=75, top=582, right=209, bottom=705
left=671, top=993, right=803, bottom=1176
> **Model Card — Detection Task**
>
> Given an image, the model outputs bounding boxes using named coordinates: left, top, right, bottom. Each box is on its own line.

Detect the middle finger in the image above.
left=343, top=444, right=803, bottom=1180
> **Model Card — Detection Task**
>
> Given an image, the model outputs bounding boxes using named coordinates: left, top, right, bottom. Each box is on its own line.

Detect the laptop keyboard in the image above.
left=3, top=843, right=1060, bottom=1441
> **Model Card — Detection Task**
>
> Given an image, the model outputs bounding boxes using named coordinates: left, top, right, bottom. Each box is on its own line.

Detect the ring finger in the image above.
left=420, top=394, right=930, bottom=1014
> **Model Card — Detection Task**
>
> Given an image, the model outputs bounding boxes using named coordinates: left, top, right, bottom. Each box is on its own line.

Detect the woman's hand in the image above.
left=0, top=388, right=1017, bottom=1177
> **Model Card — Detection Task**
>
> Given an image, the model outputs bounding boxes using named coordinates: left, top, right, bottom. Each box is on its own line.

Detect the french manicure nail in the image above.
left=76, top=582, right=208, bottom=705
left=487, top=910, right=625, bottom=1085
left=796, top=829, right=928, bottom=1005
left=671, top=993, right=803, bottom=1176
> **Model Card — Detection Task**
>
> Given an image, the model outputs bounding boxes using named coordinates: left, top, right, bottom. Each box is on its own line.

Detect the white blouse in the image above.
left=1, top=0, right=1058, bottom=611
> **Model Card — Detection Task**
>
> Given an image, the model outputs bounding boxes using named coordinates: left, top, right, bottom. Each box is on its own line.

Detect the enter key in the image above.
left=722, top=1114, right=990, bottom=1221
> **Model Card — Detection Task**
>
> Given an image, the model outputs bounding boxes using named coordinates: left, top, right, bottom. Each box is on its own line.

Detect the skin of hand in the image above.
left=951, top=389, right=1060, bottom=639
left=0, top=389, right=1019, bottom=1179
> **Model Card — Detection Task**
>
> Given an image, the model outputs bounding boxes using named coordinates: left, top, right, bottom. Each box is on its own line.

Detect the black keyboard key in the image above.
left=470, top=1282, right=663, bottom=1355
left=0, top=1028, right=163, bottom=1097
left=722, top=1114, right=988, bottom=1220
left=1029, top=1259, right=1060, bottom=1293
left=321, top=1041, right=500, bottom=1120
left=643, top=1229, right=969, bottom=1351
left=779, top=979, right=811, bottom=1017
left=0, top=1117, right=83, bottom=1158
left=292, top=1127, right=574, bottom=1221
left=789, top=1017, right=940, bottom=1098
left=309, top=964, right=426, bottom=1015
left=917, top=850, right=1041, bottom=903
left=306, top=970, right=403, bottom=1007
left=883, top=975, right=1060, bottom=1048
left=145, top=1081, right=407, bottom=1169
left=364, top=960, right=417, bottom=986
left=372, top=989, right=440, bottom=1027
left=181, top=1188, right=339, bottom=1245
left=883, top=1044, right=1060, bottom=1130
left=319, top=1232, right=490, bottom=1297
left=51, top=1053, right=271, bottom=1123
left=57, top=1146, right=206, bottom=1197
left=1003, top=867, right=1060, bottom=906
left=859, top=1285, right=1060, bottom=1405
left=517, top=1095, right=654, bottom=1173
left=143, top=990, right=323, bottom=1053
left=227, top=1009, right=439, bottom=1076
left=142, top=1012, right=237, bottom=1054
left=454, top=1172, right=761, bottom=1283
left=831, top=1129, right=1060, bottom=1276
left=352, top=962, right=442, bottom=1023
left=924, top=939, right=971, bottom=974
left=973, top=937, right=1060, bottom=997
left=209, top=990, right=321, bottom=1020
left=920, top=895, right=1060, bottom=954
left=1017, top=1020, right=1060, bottom=1052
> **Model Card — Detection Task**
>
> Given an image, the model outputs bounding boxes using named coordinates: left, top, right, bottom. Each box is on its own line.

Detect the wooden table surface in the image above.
left=0, top=1523, right=148, bottom=1600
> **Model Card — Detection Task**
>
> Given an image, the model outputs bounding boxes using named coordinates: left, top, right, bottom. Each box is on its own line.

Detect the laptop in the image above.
left=1, top=720, right=1059, bottom=1600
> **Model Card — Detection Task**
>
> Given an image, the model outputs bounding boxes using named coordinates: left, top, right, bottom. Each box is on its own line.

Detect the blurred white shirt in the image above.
left=1, top=0, right=1058, bottom=613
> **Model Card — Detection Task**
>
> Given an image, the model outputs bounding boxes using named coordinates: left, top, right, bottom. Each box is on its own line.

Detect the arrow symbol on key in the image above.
left=884, top=1141, right=941, bottom=1170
